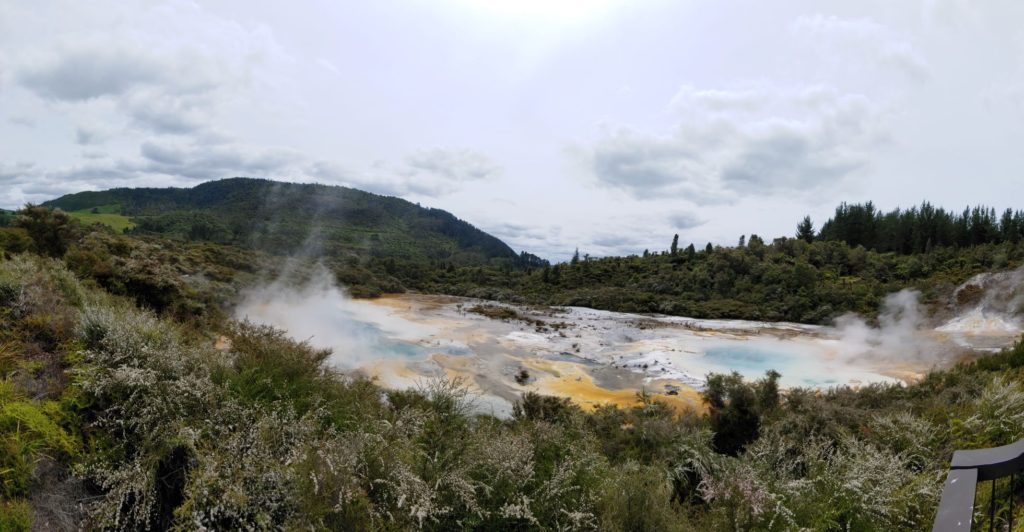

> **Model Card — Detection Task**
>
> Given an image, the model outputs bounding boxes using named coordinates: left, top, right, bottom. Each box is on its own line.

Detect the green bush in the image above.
left=598, top=462, right=690, bottom=531
left=0, top=499, right=33, bottom=531
left=1, top=380, right=78, bottom=498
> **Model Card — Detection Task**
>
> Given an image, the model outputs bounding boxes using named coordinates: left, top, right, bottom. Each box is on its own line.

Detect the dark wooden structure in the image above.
left=934, top=439, right=1024, bottom=531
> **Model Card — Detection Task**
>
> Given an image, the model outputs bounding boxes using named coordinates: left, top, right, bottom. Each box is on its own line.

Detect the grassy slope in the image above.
left=65, top=204, right=135, bottom=232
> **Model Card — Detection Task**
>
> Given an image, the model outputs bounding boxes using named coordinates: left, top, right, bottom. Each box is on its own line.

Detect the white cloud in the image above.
left=17, top=47, right=164, bottom=101
left=9, top=1, right=284, bottom=143
left=305, top=148, right=501, bottom=198
left=138, top=140, right=302, bottom=180
left=75, top=126, right=108, bottom=145
left=7, top=115, right=37, bottom=127
left=790, top=15, right=930, bottom=81
left=315, top=57, right=342, bottom=76
left=2, top=0, right=1023, bottom=261
left=402, top=148, right=501, bottom=183
left=668, top=212, right=705, bottom=230
left=582, top=84, right=887, bottom=203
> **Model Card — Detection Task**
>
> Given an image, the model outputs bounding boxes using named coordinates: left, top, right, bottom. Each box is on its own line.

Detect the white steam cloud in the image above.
left=233, top=266, right=434, bottom=368
left=832, top=289, right=941, bottom=363
left=937, top=266, right=1024, bottom=350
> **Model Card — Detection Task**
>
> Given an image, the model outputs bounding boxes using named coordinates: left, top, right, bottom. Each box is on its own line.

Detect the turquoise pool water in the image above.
left=339, top=316, right=429, bottom=358
left=702, top=345, right=848, bottom=387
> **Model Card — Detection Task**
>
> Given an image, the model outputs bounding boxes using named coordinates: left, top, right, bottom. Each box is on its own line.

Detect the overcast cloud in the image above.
left=1, top=0, right=1023, bottom=261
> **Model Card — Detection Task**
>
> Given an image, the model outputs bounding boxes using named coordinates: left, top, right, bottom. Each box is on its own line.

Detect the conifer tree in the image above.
left=796, top=215, right=815, bottom=243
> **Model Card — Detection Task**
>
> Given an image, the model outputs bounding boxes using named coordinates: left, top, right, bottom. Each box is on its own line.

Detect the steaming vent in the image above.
left=935, top=268, right=1024, bottom=350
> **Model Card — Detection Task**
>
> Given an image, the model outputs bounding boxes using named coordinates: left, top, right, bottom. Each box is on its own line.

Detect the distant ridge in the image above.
left=44, top=177, right=543, bottom=268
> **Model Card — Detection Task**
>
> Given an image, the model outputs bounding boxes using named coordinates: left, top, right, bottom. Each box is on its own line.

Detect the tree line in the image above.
left=816, top=201, right=1024, bottom=254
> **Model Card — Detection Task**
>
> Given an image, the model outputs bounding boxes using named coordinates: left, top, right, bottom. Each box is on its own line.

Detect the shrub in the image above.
left=951, top=375, right=1024, bottom=448
left=0, top=499, right=33, bottom=531
left=704, top=370, right=780, bottom=456
left=599, top=462, right=690, bottom=531
left=14, top=206, right=79, bottom=258
left=0, top=380, right=78, bottom=498
left=0, top=228, right=32, bottom=254
left=513, top=392, right=581, bottom=426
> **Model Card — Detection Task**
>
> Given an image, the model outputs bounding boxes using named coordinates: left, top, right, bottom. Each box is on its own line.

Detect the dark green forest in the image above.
left=2, top=199, right=1024, bottom=529
left=818, top=201, right=1024, bottom=253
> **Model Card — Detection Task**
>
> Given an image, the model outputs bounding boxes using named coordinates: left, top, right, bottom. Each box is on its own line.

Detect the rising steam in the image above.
left=936, top=266, right=1024, bottom=349
left=834, top=267, right=1024, bottom=361
left=832, top=289, right=942, bottom=363
left=233, top=265, right=433, bottom=368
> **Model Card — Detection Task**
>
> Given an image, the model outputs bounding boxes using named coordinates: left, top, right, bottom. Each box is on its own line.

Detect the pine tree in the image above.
left=571, top=248, right=580, bottom=265
left=796, top=215, right=815, bottom=243
left=738, top=235, right=746, bottom=247
left=670, top=234, right=679, bottom=255
left=685, top=243, right=696, bottom=259
left=705, top=242, right=713, bottom=253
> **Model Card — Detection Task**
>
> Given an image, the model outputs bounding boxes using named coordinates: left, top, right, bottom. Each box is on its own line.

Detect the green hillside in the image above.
left=44, top=178, right=536, bottom=269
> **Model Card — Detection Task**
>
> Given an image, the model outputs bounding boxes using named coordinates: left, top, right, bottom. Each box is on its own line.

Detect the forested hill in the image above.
left=44, top=178, right=542, bottom=269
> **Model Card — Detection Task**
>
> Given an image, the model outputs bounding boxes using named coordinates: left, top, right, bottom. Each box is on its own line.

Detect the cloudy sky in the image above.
left=1, top=1, right=1022, bottom=261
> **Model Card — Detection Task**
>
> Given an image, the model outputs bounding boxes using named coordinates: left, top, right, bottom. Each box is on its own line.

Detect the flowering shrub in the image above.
left=7, top=251, right=1024, bottom=530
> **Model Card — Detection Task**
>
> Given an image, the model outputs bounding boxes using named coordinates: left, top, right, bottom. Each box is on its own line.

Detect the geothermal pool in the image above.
left=234, top=284, right=1021, bottom=416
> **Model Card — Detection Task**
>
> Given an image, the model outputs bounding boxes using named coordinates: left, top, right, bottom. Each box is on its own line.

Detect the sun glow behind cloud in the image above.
left=451, top=0, right=624, bottom=25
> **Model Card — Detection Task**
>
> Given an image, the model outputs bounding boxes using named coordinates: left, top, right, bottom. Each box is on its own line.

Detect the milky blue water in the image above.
left=339, top=317, right=429, bottom=358
left=340, top=315, right=473, bottom=359
left=703, top=345, right=842, bottom=387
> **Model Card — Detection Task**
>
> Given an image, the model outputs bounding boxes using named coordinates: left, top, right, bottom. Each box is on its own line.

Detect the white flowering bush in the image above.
left=12, top=250, right=1024, bottom=531
left=953, top=375, right=1024, bottom=448
left=697, top=426, right=941, bottom=531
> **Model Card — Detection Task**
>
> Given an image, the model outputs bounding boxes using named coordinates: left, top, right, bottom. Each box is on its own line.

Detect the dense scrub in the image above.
left=432, top=238, right=1024, bottom=324
left=4, top=200, right=1024, bottom=528
left=2, top=235, right=1024, bottom=529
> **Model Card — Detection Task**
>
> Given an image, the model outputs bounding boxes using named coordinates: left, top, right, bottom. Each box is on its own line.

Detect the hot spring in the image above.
left=233, top=279, right=1019, bottom=414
